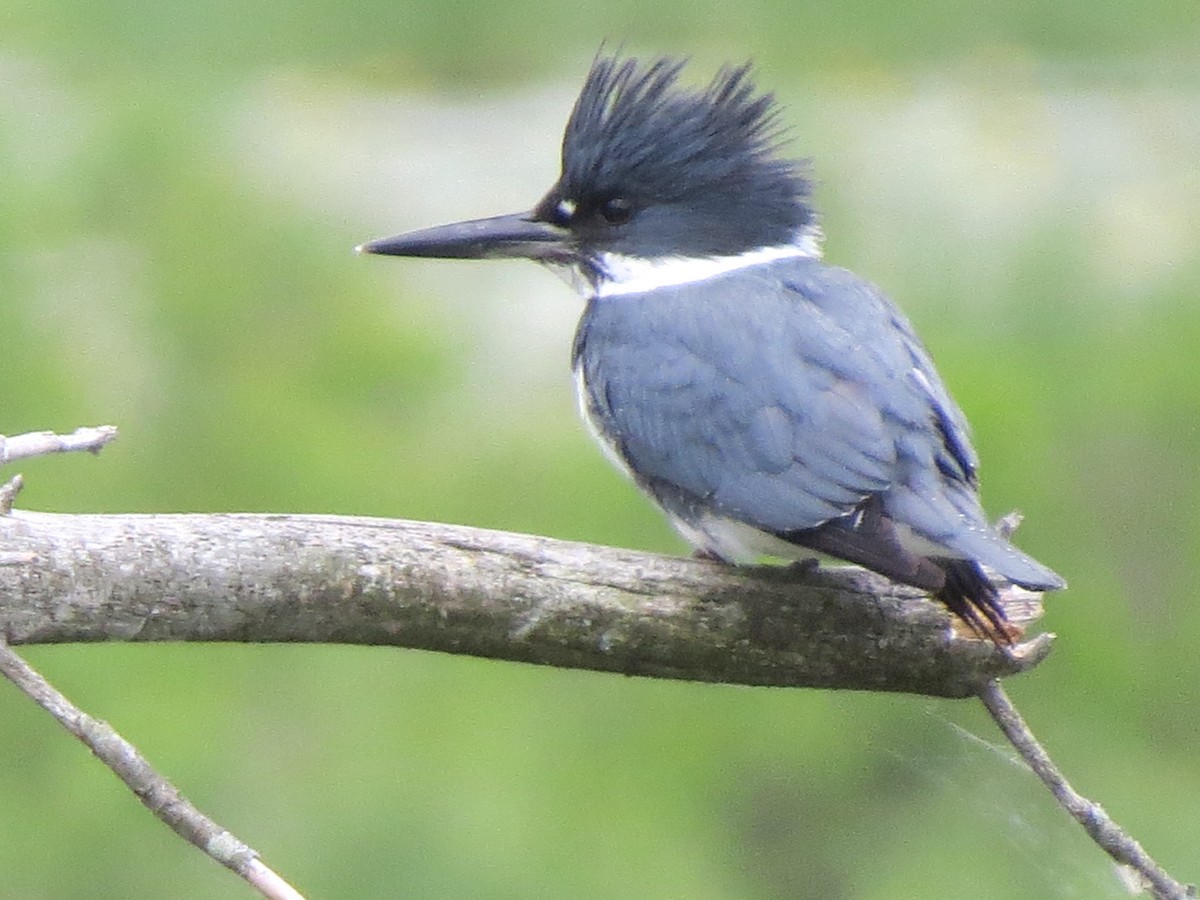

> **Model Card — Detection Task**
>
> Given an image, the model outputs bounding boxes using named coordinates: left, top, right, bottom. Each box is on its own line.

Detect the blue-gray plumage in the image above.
left=573, top=258, right=1061, bottom=588
left=359, top=53, right=1065, bottom=643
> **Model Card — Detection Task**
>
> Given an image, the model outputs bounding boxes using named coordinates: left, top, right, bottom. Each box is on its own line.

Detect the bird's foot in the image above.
left=787, top=557, right=821, bottom=575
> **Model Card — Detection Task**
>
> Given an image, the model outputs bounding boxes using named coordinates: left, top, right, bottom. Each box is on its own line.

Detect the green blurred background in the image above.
left=3, top=1, right=1199, bottom=897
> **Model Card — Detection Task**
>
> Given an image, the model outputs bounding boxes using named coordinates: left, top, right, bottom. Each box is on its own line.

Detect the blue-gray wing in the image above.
left=574, top=256, right=1064, bottom=591
left=573, top=257, right=982, bottom=541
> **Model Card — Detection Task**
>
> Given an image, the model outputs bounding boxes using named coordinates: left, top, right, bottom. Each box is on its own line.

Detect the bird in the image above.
left=358, top=53, right=1065, bottom=644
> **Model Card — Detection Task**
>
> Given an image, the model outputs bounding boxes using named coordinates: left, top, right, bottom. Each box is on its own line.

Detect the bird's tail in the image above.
left=780, top=506, right=1045, bottom=645
left=936, top=558, right=1019, bottom=645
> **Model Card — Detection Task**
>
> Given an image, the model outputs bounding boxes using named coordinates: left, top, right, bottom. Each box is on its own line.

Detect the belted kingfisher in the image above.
left=359, top=54, right=1065, bottom=643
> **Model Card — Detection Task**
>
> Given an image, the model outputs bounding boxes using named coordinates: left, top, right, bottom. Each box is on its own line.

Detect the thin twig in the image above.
left=0, top=474, right=23, bottom=515
left=0, top=639, right=306, bottom=900
left=0, top=426, right=119, bottom=465
left=978, top=680, right=1195, bottom=900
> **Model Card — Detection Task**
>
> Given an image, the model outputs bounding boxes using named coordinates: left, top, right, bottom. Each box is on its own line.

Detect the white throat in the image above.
left=557, top=225, right=824, bottom=299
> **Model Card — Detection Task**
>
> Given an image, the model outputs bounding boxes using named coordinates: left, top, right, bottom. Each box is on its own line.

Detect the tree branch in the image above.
left=0, top=425, right=118, bottom=464
left=0, top=510, right=1049, bottom=698
left=0, top=637, right=306, bottom=900
left=979, top=681, right=1196, bottom=900
left=1, top=426, right=1190, bottom=896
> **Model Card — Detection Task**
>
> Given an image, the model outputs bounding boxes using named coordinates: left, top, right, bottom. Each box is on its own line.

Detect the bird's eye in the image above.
left=599, top=197, right=634, bottom=225
left=552, top=197, right=577, bottom=225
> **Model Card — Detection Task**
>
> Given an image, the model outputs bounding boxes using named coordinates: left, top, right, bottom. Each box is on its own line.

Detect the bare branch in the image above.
left=0, top=638, right=307, bottom=900
left=0, top=426, right=119, bottom=464
left=3, top=441, right=1187, bottom=898
left=0, top=511, right=1050, bottom=698
left=0, top=474, right=23, bottom=516
left=979, top=681, right=1196, bottom=900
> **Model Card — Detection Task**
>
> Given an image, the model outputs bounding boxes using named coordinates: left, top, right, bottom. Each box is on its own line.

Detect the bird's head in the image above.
left=360, top=54, right=819, bottom=295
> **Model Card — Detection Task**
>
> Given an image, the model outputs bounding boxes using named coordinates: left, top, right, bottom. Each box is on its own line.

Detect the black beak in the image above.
left=357, top=212, right=570, bottom=261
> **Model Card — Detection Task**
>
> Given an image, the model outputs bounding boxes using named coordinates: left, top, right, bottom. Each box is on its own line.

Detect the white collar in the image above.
left=585, top=225, right=824, bottom=298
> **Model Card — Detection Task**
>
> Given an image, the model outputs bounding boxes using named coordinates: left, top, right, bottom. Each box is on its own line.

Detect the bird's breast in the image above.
left=572, top=360, right=638, bottom=485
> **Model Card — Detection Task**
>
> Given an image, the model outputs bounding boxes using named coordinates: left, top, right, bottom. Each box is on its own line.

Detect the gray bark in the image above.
left=0, top=511, right=1052, bottom=698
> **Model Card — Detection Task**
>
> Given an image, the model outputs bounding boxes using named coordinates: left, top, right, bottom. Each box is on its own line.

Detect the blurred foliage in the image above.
left=3, top=1, right=1199, bottom=897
